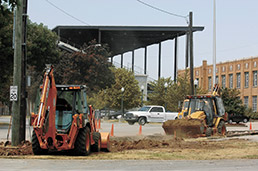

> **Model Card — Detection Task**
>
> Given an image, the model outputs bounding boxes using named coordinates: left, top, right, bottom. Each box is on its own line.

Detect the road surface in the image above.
left=0, top=159, right=258, bottom=171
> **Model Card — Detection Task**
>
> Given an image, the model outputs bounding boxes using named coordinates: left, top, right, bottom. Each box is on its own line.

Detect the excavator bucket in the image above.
left=162, top=119, right=206, bottom=138
left=100, top=132, right=110, bottom=151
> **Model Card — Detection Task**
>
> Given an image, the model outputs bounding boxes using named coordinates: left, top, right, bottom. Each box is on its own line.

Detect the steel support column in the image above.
left=121, top=53, right=123, bottom=68
left=98, top=30, right=101, bottom=44
left=158, top=43, right=161, bottom=78
left=132, top=50, right=134, bottom=72
left=174, top=37, right=178, bottom=82
left=144, top=47, right=147, bottom=75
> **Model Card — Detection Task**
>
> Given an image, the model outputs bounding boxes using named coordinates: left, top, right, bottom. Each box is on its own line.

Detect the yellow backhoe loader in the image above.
left=163, top=84, right=227, bottom=137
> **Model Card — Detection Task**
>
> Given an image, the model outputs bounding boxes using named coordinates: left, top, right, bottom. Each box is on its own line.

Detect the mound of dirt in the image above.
left=162, top=119, right=204, bottom=138
left=0, top=141, right=32, bottom=156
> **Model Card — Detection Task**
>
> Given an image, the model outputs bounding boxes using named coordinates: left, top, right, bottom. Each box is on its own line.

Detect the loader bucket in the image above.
left=100, top=132, right=110, bottom=152
left=162, top=119, right=205, bottom=138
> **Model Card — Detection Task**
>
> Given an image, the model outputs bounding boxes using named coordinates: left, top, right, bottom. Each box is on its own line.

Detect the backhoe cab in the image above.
left=31, top=65, right=110, bottom=155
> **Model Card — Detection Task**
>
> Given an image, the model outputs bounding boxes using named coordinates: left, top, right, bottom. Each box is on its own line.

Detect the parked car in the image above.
left=124, top=106, right=178, bottom=125
left=227, top=113, right=249, bottom=124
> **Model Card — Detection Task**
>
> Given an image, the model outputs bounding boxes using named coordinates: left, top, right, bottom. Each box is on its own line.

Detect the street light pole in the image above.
left=121, top=87, right=125, bottom=116
left=164, top=82, right=168, bottom=111
left=194, top=79, right=199, bottom=95
left=141, top=85, right=144, bottom=107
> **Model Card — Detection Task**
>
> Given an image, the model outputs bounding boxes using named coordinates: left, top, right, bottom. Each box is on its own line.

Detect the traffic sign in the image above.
left=10, top=86, right=18, bottom=101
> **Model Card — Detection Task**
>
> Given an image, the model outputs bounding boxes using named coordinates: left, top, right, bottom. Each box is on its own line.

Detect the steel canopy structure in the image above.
left=53, top=25, right=204, bottom=78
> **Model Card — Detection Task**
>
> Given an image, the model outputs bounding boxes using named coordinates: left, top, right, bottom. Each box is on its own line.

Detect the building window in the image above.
left=208, top=77, right=212, bottom=91
left=196, top=70, right=199, bottom=76
left=229, top=74, right=233, bottom=88
left=252, top=96, right=257, bottom=112
left=237, top=64, right=241, bottom=70
left=229, top=65, right=233, bottom=71
left=215, top=76, right=219, bottom=84
left=209, top=69, right=212, bottom=74
left=236, top=73, right=241, bottom=88
left=254, top=61, right=257, bottom=68
left=216, top=68, right=218, bottom=73
left=253, top=71, right=257, bottom=87
left=245, top=63, right=249, bottom=69
left=221, top=75, right=226, bottom=88
left=244, top=72, right=249, bottom=88
left=222, top=66, right=225, bottom=72
left=244, top=96, right=249, bottom=107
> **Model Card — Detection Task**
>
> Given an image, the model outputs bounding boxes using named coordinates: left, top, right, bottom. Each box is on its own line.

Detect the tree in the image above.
left=221, top=88, right=245, bottom=116
left=0, top=7, right=13, bottom=104
left=147, top=77, right=173, bottom=108
left=89, top=68, right=141, bottom=110
left=54, top=40, right=114, bottom=93
left=27, top=21, right=60, bottom=73
left=147, top=72, right=206, bottom=112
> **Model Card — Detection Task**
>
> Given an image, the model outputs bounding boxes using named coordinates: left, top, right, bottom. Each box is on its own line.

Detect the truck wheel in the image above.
left=218, top=120, right=226, bottom=135
left=92, top=132, right=101, bottom=152
left=32, top=130, right=48, bottom=155
left=138, top=117, right=147, bottom=126
left=128, top=121, right=135, bottom=125
left=73, top=126, right=91, bottom=156
left=243, top=118, right=248, bottom=123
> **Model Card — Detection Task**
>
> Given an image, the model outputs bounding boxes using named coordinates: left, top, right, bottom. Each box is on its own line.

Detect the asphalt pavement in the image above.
left=0, top=159, right=258, bottom=171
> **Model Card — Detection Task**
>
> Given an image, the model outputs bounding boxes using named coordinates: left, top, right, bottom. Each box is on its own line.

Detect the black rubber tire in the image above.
left=218, top=120, right=226, bottom=135
left=73, top=126, right=91, bottom=156
left=91, top=132, right=101, bottom=152
left=243, top=118, right=248, bottom=123
left=138, top=117, right=147, bottom=126
left=32, top=130, right=48, bottom=155
left=128, top=121, right=135, bottom=125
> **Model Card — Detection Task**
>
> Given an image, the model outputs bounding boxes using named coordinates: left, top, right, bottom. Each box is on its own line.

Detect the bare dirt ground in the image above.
left=1, top=134, right=258, bottom=160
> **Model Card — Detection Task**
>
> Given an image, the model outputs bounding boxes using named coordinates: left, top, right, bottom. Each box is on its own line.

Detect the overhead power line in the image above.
left=136, top=0, right=188, bottom=22
left=45, top=0, right=90, bottom=25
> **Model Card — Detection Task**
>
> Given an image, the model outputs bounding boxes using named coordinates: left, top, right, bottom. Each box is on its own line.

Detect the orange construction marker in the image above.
left=110, top=124, right=114, bottom=136
left=249, top=121, right=252, bottom=131
left=138, top=125, right=142, bottom=135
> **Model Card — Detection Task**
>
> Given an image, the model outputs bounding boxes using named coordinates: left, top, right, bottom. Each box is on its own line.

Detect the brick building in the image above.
left=178, top=57, right=258, bottom=112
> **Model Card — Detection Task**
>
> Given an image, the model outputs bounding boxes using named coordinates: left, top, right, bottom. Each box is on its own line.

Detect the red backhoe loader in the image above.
left=30, top=65, right=110, bottom=155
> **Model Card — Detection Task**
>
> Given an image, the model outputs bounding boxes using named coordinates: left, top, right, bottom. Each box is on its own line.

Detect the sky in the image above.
left=28, top=0, right=258, bottom=80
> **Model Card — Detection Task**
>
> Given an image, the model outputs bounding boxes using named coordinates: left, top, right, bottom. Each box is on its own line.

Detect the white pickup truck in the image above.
left=124, top=105, right=178, bottom=125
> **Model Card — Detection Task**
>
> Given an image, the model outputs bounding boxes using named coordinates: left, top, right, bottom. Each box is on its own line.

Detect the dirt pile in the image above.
left=0, top=141, right=33, bottom=156
left=162, top=119, right=204, bottom=138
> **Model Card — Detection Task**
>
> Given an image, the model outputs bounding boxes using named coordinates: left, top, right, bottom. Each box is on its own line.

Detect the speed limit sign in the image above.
left=10, top=86, right=18, bottom=101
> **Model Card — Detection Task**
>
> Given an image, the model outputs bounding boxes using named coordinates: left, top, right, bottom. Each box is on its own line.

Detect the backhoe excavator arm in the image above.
left=33, top=64, right=57, bottom=148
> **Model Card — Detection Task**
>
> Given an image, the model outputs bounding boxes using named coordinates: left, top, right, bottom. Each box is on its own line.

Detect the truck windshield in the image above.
left=138, top=106, right=151, bottom=111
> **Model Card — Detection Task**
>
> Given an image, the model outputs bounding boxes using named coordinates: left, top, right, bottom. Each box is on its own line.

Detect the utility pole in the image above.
left=189, top=12, right=194, bottom=95
left=213, top=0, right=216, bottom=86
left=12, top=0, right=28, bottom=146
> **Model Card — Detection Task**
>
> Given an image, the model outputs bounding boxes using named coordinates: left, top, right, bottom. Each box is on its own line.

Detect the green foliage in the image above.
left=0, top=9, right=13, bottom=104
left=244, top=107, right=258, bottom=119
left=147, top=72, right=206, bottom=112
left=27, top=21, right=60, bottom=73
left=89, top=68, right=141, bottom=110
left=147, top=77, right=173, bottom=108
left=221, top=88, right=245, bottom=116
left=54, top=40, right=114, bottom=93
